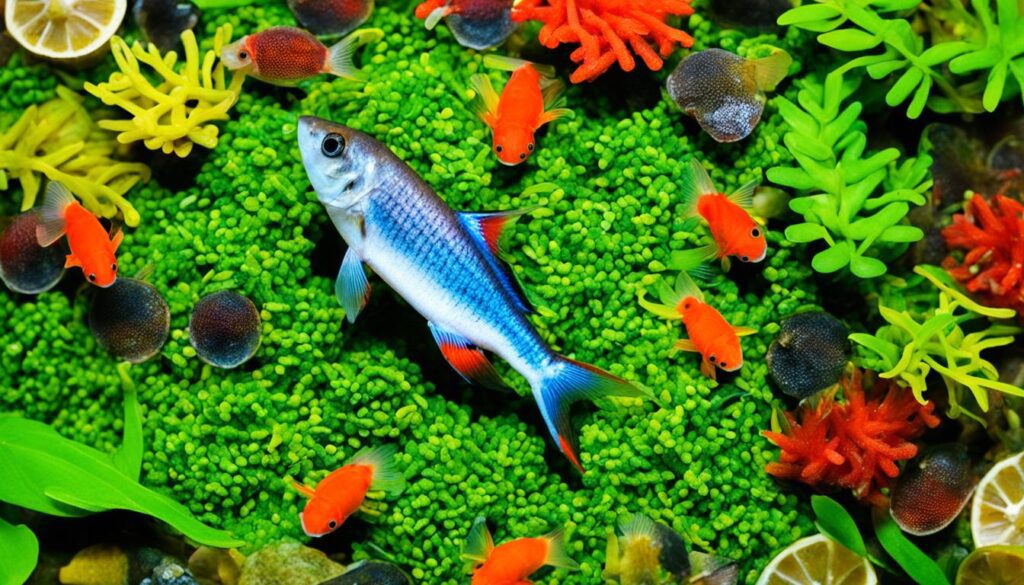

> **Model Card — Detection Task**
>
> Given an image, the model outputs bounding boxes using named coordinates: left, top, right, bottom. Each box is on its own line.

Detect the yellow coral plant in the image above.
left=0, top=87, right=150, bottom=226
left=85, top=24, right=244, bottom=158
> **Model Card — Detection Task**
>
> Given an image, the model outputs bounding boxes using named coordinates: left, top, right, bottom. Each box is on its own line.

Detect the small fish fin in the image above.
left=468, top=73, right=500, bottom=127
left=688, top=263, right=717, bottom=286
left=700, top=358, right=717, bottom=380
left=668, top=244, right=719, bottom=273
left=36, top=181, right=73, bottom=247
left=429, top=322, right=510, bottom=391
left=603, top=532, right=621, bottom=577
left=674, top=271, right=704, bottom=303
left=620, top=514, right=658, bottom=540
left=720, top=256, right=732, bottom=272
left=110, top=226, right=124, bottom=251
left=540, top=79, right=568, bottom=109
left=732, top=325, right=758, bottom=337
left=728, top=179, right=760, bottom=210
left=673, top=338, right=699, bottom=353
left=457, top=209, right=536, bottom=314
left=349, top=444, right=405, bottom=495
left=424, top=6, right=451, bottom=29
left=678, top=158, right=717, bottom=218
left=65, top=254, right=82, bottom=269
left=534, top=355, right=649, bottom=472
left=462, top=517, right=495, bottom=563
left=290, top=479, right=317, bottom=499
left=752, top=48, right=793, bottom=92
left=483, top=55, right=556, bottom=79
left=325, top=28, right=383, bottom=82
left=537, top=107, right=574, bottom=127
left=638, top=289, right=680, bottom=321
left=689, top=551, right=740, bottom=585
left=336, top=248, right=372, bottom=323
left=543, top=527, right=580, bottom=570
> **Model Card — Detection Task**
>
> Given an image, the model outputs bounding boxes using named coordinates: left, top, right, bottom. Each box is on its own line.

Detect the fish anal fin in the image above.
left=673, top=338, right=699, bottom=353
left=458, top=209, right=536, bottom=313
left=110, top=227, right=124, bottom=251
left=700, top=358, right=717, bottom=380
left=429, top=323, right=509, bottom=391
left=336, top=248, right=372, bottom=323
left=424, top=6, right=451, bottom=29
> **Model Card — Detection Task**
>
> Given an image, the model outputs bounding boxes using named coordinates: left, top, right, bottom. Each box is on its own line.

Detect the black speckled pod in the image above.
left=189, top=290, right=261, bottom=369
left=319, top=561, right=412, bottom=585
left=288, top=0, right=374, bottom=36
left=767, top=311, right=851, bottom=399
left=890, top=444, right=973, bottom=536
left=89, top=277, right=170, bottom=363
left=0, top=211, right=65, bottom=294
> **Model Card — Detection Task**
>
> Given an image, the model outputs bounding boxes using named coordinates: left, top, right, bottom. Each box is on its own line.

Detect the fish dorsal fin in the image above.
left=541, top=79, right=567, bottom=110
left=428, top=322, right=510, bottom=391
left=732, top=325, right=758, bottom=337
left=457, top=209, right=536, bottom=314
left=462, top=517, right=495, bottom=563
left=542, top=526, right=580, bottom=570
left=348, top=444, right=405, bottom=495
left=483, top=54, right=556, bottom=79
left=678, top=158, right=717, bottom=219
left=620, top=514, right=658, bottom=542
left=752, top=48, right=793, bottom=92
left=674, top=271, right=704, bottom=303
left=290, top=479, right=317, bottom=499
left=37, top=181, right=74, bottom=247
left=468, top=74, right=500, bottom=127
left=728, top=179, right=759, bottom=210
left=110, top=226, right=124, bottom=251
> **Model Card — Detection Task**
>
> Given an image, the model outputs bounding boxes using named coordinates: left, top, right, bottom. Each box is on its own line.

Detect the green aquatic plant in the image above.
left=0, top=87, right=150, bottom=226
left=851, top=265, right=1024, bottom=419
left=85, top=25, right=244, bottom=158
left=0, top=516, right=37, bottom=585
left=768, top=71, right=930, bottom=279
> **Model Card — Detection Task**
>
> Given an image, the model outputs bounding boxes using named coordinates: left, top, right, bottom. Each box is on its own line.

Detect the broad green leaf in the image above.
left=866, top=59, right=908, bottom=79
left=778, top=4, right=844, bottom=26
left=776, top=98, right=819, bottom=136
left=983, top=64, right=1008, bottom=112
left=873, top=512, right=950, bottom=585
left=819, top=29, right=882, bottom=51
left=812, top=496, right=867, bottom=558
left=850, top=254, right=888, bottom=278
left=887, top=68, right=924, bottom=106
left=878, top=225, right=924, bottom=243
left=785, top=223, right=831, bottom=243
left=907, top=75, right=932, bottom=119
left=847, top=203, right=909, bottom=239
left=813, top=243, right=852, bottom=273
left=767, top=167, right=817, bottom=190
left=0, top=516, right=38, bottom=585
left=950, top=47, right=1002, bottom=73
left=111, top=371, right=143, bottom=481
left=919, top=42, right=971, bottom=66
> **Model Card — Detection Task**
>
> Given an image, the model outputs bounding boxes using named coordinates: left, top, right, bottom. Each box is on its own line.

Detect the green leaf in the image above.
left=874, top=512, right=950, bottom=585
left=778, top=4, right=844, bottom=26
left=983, top=64, right=1008, bottom=112
left=0, top=516, right=38, bottom=585
left=785, top=223, right=830, bottom=243
left=849, top=333, right=901, bottom=366
left=813, top=243, right=852, bottom=273
left=919, top=42, right=971, bottom=66
left=950, top=47, right=1002, bottom=74
left=850, top=254, right=888, bottom=278
left=887, top=68, right=924, bottom=106
left=878, top=225, right=924, bottom=243
left=847, top=202, right=909, bottom=239
left=819, top=29, right=883, bottom=51
left=111, top=366, right=142, bottom=480
left=811, top=496, right=867, bottom=558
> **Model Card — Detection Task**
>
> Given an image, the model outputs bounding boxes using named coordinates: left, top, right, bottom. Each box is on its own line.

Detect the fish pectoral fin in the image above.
left=537, top=107, right=574, bottom=127
left=289, top=479, right=317, bottom=499
left=336, top=248, right=372, bottom=323
left=673, top=338, right=699, bottom=353
left=461, top=516, right=495, bottom=563
left=428, top=323, right=509, bottom=391
left=457, top=209, right=537, bottom=313
left=700, top=358, right=718, bottom=381
left=468, top=73, right=501, bottom=124
left=732, top=325, right=758, bottom=337
left=110, top=226, right=124, bottom=251
left=65, top=254, right=82, bottom=269
left=728, top=179, right=759, bottom=210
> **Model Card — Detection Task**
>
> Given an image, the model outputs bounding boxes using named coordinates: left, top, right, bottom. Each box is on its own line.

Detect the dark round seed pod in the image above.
left=0, top=211, right=65, bottom=294
left=890, top=444, right=973, bottom=536
left=189, top=290, right=261, bottom=369
left=767, top=311, right=851, bottom=399
left=319, top=561, right=413, bottom=585
left=89, top=277, right=170, bottom=363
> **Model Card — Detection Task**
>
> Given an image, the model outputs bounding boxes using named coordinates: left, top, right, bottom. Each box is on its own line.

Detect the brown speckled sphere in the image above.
left=89, top=277, right=170, bottom=363
left=666, top=49, right=763, bottom=143
left=189, top=290, right=261, bottom=369
left=767, top=311, right=851, bottom=399
left=0, top=211, right=65, bottom=294
left=890, top=443, right=973, bottom=536
left=287, top=0, right=374, bottom=36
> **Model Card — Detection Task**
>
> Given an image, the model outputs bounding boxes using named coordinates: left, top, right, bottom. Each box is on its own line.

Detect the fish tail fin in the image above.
left=678, top=158, right=717, bottom=218
left=533, top=356, right=650, bottom=472
left=668, top=244, right=720, bottom=273
left=36, top=181, right=74, bottom=247
left=542, top=526, right=580, bottom=570
left=619, top=514, right=658, bottom=540
left=752, top=48, right=792, bottom=92
left=461, top=516, right=495, bottom=563
left=349, top=443, right=405, bottom=495
left=326, top=28, right=384, bottom=82
left=468, top=73, right=500, bottom=126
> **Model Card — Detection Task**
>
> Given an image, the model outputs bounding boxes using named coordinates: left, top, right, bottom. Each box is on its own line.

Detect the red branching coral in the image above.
left=763, top=370, right=941, bottom=506
left=942, top=193, right=1024, bottom=316
left=512, top=0, right=695, bottom=83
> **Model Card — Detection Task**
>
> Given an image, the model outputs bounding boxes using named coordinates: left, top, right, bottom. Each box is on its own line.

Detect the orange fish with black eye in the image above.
left=672, top=158, right=768, bottom=270
left=638, top=268, right=756, bottom=380
left=291, top=444, right=404, bottom=537
left=469, top=56, right=573, bottom=166
left=461, top=517, right=578, bottom=585
left=35, top=182, right=122, bottom=288
left=220, top=26, right=382, bottom=86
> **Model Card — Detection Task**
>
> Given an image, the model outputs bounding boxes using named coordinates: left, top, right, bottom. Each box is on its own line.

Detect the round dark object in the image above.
left=709, top=0, right=791, bottom=29
left=133, top=0, right=200, bottom=52
left=890, top=444, right=973, bottom=536
left=189, top=290, right=261, bottom=369
left=447, top=11, right=516, bottom=51
left=0, top=211, right=65, bottom=294
left=767, top=311, right=851, bottom=399
left=319, top=561, right=413, bottom=585
left=288, top=0, right=374, bottom=36
left=89, top=277, right=170, bottom=363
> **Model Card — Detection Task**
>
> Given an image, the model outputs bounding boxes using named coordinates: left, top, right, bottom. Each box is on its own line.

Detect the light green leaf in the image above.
left=887, top=68, right=924, bottom=106
left=778, top=4, right=844, bottom=26
left=877, top=225, right=924, bottom=243
left=949, top=47, right=1002, bottom=73
left=111, top=367, right=143, bottom=480
left=850, top=254, right=888, bottom=278
left=847, top=203, right=909, bottom=239
left=819, top=29, right=883, bottom=51
left=785, top=223, right=830, bottom=243
left=812, top=496, right=867, bottom=558
left=0, top=516, right=38, bottom=585
left=919, top=42, right=971, bottom=66
left=874, top=512, right=950, bottom=585
left=813, top=243, right=852, bottom=273
left=983, top=64, right=1008, bottom=112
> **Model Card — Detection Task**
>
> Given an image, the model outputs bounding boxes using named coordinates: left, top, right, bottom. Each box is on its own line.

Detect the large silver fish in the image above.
left=297, top=116, right=645, bottom=470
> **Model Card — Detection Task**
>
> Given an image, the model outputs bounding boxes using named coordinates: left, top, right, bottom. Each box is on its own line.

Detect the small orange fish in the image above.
left=638, top=269, right=755, bottom=380
left=676, top=158, right=767, bottom=267
left=462, top=518, right=578, bottom=585
left=469, top=56, right=573, bottom=166
left=35, top=182, right=121, bottom=288
left=221, top=27, right=382, bottom=86
left=291, top=444, right=404, bottom=537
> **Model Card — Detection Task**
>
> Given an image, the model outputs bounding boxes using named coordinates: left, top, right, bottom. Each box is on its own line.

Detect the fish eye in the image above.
left=519, top=153, right=526, bottom=160
left=719, top=361, right=727, bottom=368
left=328, top=519, right=338, bottom=529
left=741, top=255, right=750, bottom=262
left=321, top=133, right=345, bottom=158
left=495, top=145, right=503, bottom=153
left=111, top=263, right=117, bottom=272
left=708, top=354, right=717, bottom=363
left=239, top=50, right=248, bottom=60
left=88, top=273, right=97, bottom=282
left=528, top=143, right=535, bottom=151
left=751, top=228, right=761, bottom=238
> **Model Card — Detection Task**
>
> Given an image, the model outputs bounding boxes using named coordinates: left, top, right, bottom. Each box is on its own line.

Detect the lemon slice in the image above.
left=5, top=0, right=126, bottom=61
left=972, top=452, right=1024, bottom=547
left=756, top=534, right=877, bottom=585
left=956, top=545, right=1024, bottom=585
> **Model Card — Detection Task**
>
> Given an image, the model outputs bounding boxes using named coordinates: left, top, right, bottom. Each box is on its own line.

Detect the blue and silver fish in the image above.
left=297, top=116, right=646, bottom=470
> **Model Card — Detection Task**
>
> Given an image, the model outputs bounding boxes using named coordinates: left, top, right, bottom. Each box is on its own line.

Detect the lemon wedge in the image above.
left=956, top=545, right=1024, bottom=585
left=972, top=451, right=1024, bottom=548
left=5, top=0, right=126, bottom=61
left=757, top=534, right=877, bottom=585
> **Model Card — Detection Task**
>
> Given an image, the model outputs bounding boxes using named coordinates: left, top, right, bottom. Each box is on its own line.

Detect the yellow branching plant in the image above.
left=0, top=87, right=151, bottom=226
left=85, top=24, right=244, bottom=159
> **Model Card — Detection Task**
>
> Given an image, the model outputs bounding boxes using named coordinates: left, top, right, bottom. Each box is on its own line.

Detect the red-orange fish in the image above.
left=291, top=444, right=404, bottom=537
left=639, top=269, right=755, bottom=380
left=462, top=518, right=578, bottom=585
left=470, top=56, right=573, bottom=166
left=35, top=182, right=121, bottom=288
left=677, top=158, right=767, bottom=267
left=221, top=26, right=382, bottom=86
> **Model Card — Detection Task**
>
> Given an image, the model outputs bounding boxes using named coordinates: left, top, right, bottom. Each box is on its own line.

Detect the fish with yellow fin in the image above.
left=604, top=514, right=739, bottom=585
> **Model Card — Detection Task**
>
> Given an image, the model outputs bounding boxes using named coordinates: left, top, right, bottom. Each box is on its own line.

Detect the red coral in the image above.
left=512, top=0, right=695, bottom=83
left=763, top=370, right=941, bottom=506
left=942, top=193, right=1024, bottom=316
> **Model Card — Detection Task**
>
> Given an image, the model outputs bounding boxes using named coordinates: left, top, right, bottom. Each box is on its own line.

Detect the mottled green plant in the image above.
left=851, top=265, right=1024, bottom=419
left=768, top=71, right=930, bottom=278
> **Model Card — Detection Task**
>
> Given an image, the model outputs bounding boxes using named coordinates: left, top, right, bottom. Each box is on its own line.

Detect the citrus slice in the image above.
left=5, top=0, right=126, bottom=61
left=756, top=534, right=877, bottom=585
left=973, top=452, right=1024, bottom=547
left=955, top=545, right=1024, bottom=585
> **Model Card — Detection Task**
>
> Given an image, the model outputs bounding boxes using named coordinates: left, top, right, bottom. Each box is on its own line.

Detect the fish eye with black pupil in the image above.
left=239, top=51, right=248, bottom=60
left=528, top=143, right=534, bottom=151
left=709, top=355, right=716, bottom=362
left=496, top=145, right=503, bottom=153
left=752, top=228, right=761, bottom=237
left=328, top=520, right=337, bottom=529
left=111, top=263, right=117, bottom=272
left=89, top=274, right=97, bottom=282
left=322, top=133, right=345, bottom=157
